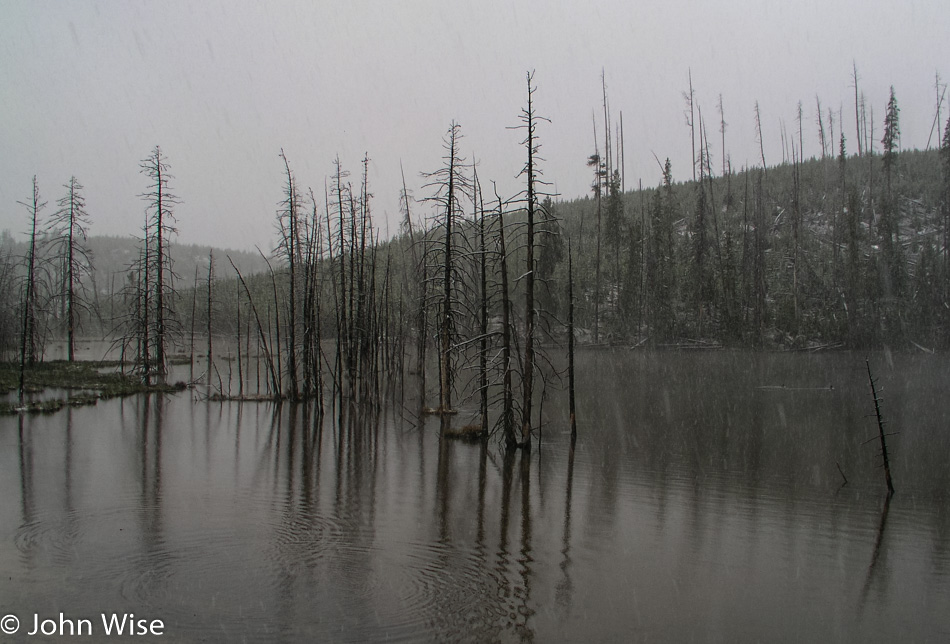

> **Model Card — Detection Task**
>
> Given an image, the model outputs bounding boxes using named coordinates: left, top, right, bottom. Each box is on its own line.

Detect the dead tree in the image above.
left=45, top=176, right=93, bottom=361
left=866, top=359, right=895, bottom=494
left=514, top=70, right=549, bottom=449
left=475, top=167, right=490, bottom=433
left=816, top=95, right=828, bottom=160
left=276, top=149, right=302, bottom=399
left=588, top=122, right=604, bottom=345
left=684, top=69, right=697, bottom=181
left=568, top=239, right=577, bottom=442
left=139, top=145, right=180, bottom=380
left=206, top=250, right=214, bottom=382
left=422, top=121, right=471, bottom=418
left=400, top=163, right=428, bottom=411
left=303, top=187, right=325, bottom=409
left=754, top=101, right=767, bottom=173
left=17, top=177, right=45, bottom=405
left=852, top=62, right=864, bottom=157
left=495, top=186, right=517, bottom=447
left=330, top=158, right=350, bottom=408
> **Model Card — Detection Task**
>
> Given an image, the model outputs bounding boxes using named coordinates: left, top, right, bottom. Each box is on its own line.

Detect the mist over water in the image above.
left=1, top=350, right=948, bottom=642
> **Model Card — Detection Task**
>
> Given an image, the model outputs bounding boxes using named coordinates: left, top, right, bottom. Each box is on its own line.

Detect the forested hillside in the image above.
left=547, top=144, right=949, bottom=350
left=163, top=142, right=950, bottom=358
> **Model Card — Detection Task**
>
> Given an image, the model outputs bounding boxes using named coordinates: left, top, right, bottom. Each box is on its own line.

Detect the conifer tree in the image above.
left=880, top=87, right=902, bottom=306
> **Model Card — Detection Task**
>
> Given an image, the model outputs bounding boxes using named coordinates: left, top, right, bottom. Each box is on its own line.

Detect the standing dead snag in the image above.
left=496, top=186, right=517, bottom=448
left=206, top=250, right=214, bottom=384
left=439, top=128, right=458, bottom=416
left=568, top=240, right=577, bottom=443
left=277, top=149, right=301, bottom=399
left=515, top=70, right=548, bottom=450
left=46, top=176, right=94, bottom=362
left=866, top=359, right=895, bottom=494
left=400, top=163, right=428, bottom=411
left=588, top=125, right=604, bottom=345
left=303, top=187, right=325, bottom=410
left=139, top=145, right=180, bottom=382
left=475, top=167, right=490, bottom=434
left=422, top=122, right=470, bottom=419
left=18, top=176, right=45, bottom=406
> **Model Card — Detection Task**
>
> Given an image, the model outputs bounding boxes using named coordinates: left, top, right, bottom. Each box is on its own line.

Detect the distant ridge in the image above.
left=0, top=233, right=270, bottom=294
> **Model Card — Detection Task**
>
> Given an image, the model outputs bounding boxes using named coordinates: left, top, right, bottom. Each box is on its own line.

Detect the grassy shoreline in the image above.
left=0, top=360, right=186, bottom=414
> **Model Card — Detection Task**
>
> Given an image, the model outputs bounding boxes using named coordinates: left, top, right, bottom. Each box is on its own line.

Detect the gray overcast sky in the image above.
left=2, top=0, right=949, bottom=251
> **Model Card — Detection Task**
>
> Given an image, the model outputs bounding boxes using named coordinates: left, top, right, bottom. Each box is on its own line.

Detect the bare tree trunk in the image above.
left=18, top=177, right=43, bottom=406
left=154, top=159, right=166, bottom=378
left=400, top=164, right=428, bottom=411
left=65, top=180, right=76, bottom=361
left=520, top=71, right=539, bottom=449
left=568, top=240, right=577, bottom=442
left=189, top=265, right=198, bottom=381
left=277, top=151, right=300, bottom=400
left=141, top=217, right=151, bottom=385
left=207, top=250, right=214, bottom=384
left=866, top=360, right=895, bottom=494
left=476, top=171, right=489, bottom=433
left=755, top=101, right=767, bottom=173
left=687, top=69, right=696, bottom=181
left=139, top=146, right=178, bottom=383
left=816, top=95, right=827, bottom=159
left=335, top=158, right=348, bottom=406
left=592, top=114, right=603, bottom=345
left=496, top=188, right=516, bottom=449
left=438, top=125, right=461, bottom=416
left=853, top=62, right=863, bottom=157
left=236, top=293, right=243, bottom=397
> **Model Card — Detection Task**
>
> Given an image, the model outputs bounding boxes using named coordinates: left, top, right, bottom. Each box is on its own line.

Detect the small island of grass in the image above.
left=0, top=361, right=185, bottom=415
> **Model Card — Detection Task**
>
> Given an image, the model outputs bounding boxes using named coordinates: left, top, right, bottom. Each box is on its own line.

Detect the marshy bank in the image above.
left=0, top=360, right=186, bottom=414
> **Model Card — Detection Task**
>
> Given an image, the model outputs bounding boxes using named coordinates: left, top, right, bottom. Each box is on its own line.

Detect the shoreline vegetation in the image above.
left=0, top=359, right=186, bottom=415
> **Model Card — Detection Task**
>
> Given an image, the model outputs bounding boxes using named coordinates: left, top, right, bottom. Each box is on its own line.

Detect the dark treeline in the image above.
left=550, top=70, right=950, bottom=351
left=558, top=141, right=950, bottom=350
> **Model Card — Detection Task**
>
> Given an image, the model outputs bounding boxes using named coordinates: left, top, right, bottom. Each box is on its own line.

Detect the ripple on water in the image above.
left=377, top=539, right=527, bottom=641
left=265, top=507, right=348, bottom=570
left=254, top=506, right=527, bottom=642
left=14, top=515, right=82, bottom=565
left=12, top=503, right=271, bottom=631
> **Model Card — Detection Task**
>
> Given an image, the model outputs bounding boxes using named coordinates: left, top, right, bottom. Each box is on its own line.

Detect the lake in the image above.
left=1, top=350, right=948, bottom=642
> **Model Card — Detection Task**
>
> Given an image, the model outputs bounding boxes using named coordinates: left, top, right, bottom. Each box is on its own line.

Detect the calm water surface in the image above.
left=1, top=350, right=949, bottom=642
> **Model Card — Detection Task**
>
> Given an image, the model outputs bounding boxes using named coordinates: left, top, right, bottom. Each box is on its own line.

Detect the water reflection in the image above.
left=17, top=415, right=34, bottom=568
left=555, top=440, right=576, bottom=617
left=0, top=351, right=949, bottom=641
left=861, top=493, right=892, bottom=609
left=129, top=394, right=169, bottom=606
